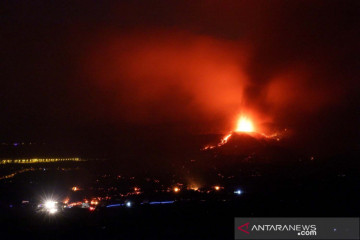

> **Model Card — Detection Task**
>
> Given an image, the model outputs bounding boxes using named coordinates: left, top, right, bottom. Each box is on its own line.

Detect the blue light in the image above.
left=126, top=201, right=132, bottom=207
left=149, top=201, right=174, bottom=205
left=234, top=189, right=243, bottom=195
left=106, top=203, right=123, bottom=208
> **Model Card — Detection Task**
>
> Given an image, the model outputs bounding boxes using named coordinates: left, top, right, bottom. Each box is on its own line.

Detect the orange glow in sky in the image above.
left=235, top=116, right=254, bottom=132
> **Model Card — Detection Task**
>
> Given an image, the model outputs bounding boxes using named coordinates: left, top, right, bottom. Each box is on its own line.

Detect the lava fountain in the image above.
left=202, top=114, right=274, bottom=150
left=235, top=116, right=254, bottom=133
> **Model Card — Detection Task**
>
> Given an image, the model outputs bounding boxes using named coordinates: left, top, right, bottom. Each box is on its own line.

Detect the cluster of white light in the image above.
left=44, top=200, right=58, bottom=214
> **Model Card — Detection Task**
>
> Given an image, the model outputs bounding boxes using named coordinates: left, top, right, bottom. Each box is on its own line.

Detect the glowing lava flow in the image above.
left=220, top=133, right=232, bottom=145
left=202, top=115, right=282, bottom=150
left=218, top=116, right=255, bottom=146
left=202, top=116, right=256, bottom=150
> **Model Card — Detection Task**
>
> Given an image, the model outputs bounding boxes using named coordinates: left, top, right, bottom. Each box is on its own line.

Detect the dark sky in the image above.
left=1, top=1, right=359, bottom=153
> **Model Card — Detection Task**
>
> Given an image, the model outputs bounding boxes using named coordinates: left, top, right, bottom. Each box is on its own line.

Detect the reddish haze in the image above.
left=83, top=30, right=340, bottom=135
left=84, top=31, right=251, bottom=132
left=266, top=67, right=340, bottom=113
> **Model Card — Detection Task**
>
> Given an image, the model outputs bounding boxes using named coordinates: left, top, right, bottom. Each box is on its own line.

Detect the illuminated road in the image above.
left=0, top=158, right=82, bottom=165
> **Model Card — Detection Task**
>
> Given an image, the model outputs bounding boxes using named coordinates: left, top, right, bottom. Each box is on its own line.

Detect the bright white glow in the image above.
left=48, top=208, right=58, bottom=214
left=43, top=200, right=58, bottom=214
left=234, top=190, right=243, bottom=195
left=126, top=201, right=131, bottom=207
left=44, top=200, right=56, bottom=210
left=235, top=117, right=254, bottom=132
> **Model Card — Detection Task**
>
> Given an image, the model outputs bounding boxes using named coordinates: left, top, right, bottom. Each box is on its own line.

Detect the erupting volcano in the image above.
left=202, top=115, right=281, bottom=151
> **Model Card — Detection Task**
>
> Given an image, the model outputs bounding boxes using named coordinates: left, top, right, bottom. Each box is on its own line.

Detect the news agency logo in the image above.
left=238, top=222, right=250, bottom=234
left=237, top=222, right=317, bottom=236
left=234, top=218, right=359, bottom=240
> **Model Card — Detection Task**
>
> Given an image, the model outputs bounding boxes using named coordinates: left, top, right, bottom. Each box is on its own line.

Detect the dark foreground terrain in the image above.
left=0, top=136, right=359, bottom=240
left=0, top=174, right=358, bottom=240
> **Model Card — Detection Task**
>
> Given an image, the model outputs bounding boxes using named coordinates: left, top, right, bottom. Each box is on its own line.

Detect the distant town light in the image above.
left=234, top=189, right=243, bottom=195
left=43, top=200, right=58, bottom=214
left=48, top=208, right=58, bottom=214
left=126, top=201, right=132, bottom=207
left=44, top=200, right=56, bottom=210
left=214, top=186, right=221, bottom=191
left=63, top=197, right=69, bottom=204
left=0, top=157, right=82, bottom=165
left=149, top=201, right=174, bottom=205
left=106, top=203, right=122, bottom=208
left=173, top=187, right=180, bottom=193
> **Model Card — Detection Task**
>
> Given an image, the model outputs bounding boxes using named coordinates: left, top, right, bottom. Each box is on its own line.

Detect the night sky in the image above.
left=1, top=1, right=359, bottom=154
